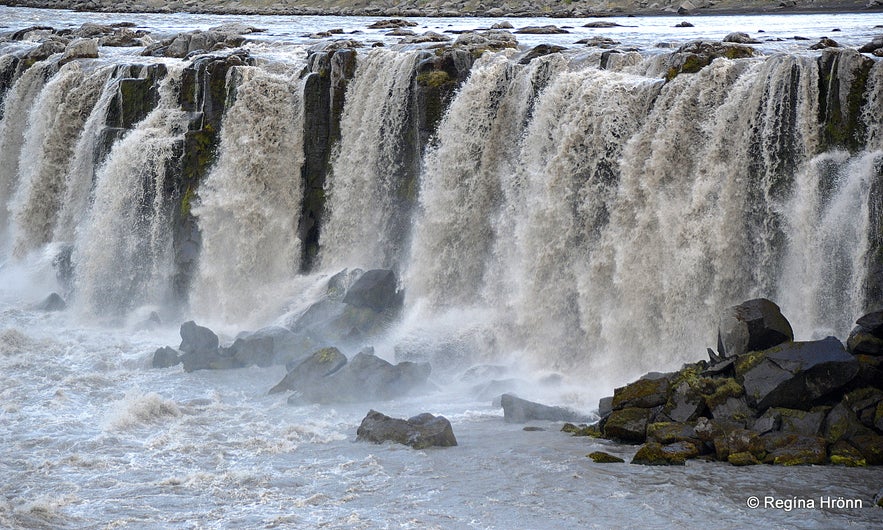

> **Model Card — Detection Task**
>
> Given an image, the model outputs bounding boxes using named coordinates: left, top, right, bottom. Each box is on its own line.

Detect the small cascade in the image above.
left=319, top=48, right=419, bottom=270
left=72, top=65, right=188, bottom=317
left=863, top=61, right=883, bottom=151
left=191, top=65, right=306, bottom=324
left=53, top=67, right=124, bottom=242
left=0, top=61, right=55, bottom=248
left=10, top=63, right=110, bottom=256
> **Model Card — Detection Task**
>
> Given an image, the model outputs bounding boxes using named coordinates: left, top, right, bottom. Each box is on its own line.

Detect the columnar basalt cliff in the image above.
left=0, top=22, right=882, bottom=379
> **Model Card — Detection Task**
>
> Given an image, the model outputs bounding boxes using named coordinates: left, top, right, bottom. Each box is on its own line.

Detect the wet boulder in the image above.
left=453, top=30, right=518, bottom=54
left=588, top=451, right=624, bottom=463
left=367, top=19, right=417, bottom=29
left=847, top=326, right=883, bottom=355
left=761, top=433, right=827, bottom=465
left=499, top=394, right=593, bottom=424
left=823, top=401, right=874, bottom=444
left=662, top=381, right=706, bottom=422
left=269, top=347, right=347, bottom=395
left=739, top=337, right=859, bottom=411
left=664, top=40, right=756, bottom=80
left=518, top=44, right=566, bottom=64
left=59, top=38, right=98, bottom=65
left=723, top=32, right=761, bottom=44
left=514, top=25, right=569, bottom=35
left=809, top=37, right=840, bottom=50
left=152, top=346, right=181, bottom=369
left=226, top=326, right=302, bottom=368
left=718, top=298, right=793, bottom=359
left=356, top=410, right=457, bottom=449
left=713, top=428, right=764, bottom=461
left=342, top=269, right=402, bottom=312
left=858, top=35, right=883, bottom=54
left=762, top=407, right=828, bottom=437
left=646, top=422, right=700, bottom=445
left=179, top=321, right=237, bottom=372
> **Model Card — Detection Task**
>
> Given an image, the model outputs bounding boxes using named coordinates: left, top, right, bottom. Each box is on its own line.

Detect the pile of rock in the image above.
left=592, top=299, right=883, bottom=466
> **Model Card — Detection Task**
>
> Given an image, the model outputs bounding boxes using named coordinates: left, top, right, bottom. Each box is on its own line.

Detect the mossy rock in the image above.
left=632, top=441, right=699, bottom=465
left=646, top=422, right=698, bottom=445
left=415, top=70, right=454, bottom=88
left=588, top=451, right=624, bottom=463
left=612, top=377, right=671, bottom=410
left=603, top=407, right=651, bottom=443
left=714, top=428, right=764, bottom=461
left=762, top=434, right=827, bottom=465
left=728, top=451, right=760, bottom=466
left=702, top=378, right=744, bottom=410
left=829, top=440, right=867, bottom=467
left=850, top=434, right=883, bottom=465
left=562, top=423, right=601, bottom=437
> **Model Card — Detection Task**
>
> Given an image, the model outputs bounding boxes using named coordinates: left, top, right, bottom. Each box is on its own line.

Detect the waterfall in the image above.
left=864, top=61, right=883, bottom=152
left=778, top=151, right=881, bottom=338
left=10, top=63, right=110, bottom=256
left=53, top=67, right=123, bottom=242
left=72, top=65, right=187, bottom=317
left=192, top=65, right=306, bottom=324
left=319, top=48, right=418, bottom=270
left=0, top=61, right=55, bottom=249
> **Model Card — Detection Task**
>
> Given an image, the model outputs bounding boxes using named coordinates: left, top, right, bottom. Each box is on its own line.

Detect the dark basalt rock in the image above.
left=356, top=410, right=457, bottom=449
left=226, top=326, right=303, bottom=368
left=603, top=407, right=651, bottom=443
left=342, top=269, right=402, bottom=312
left=152, top=346, right=181, bottom=369
left=762, top=433, right=828, bottom=465
left=740, top=337, right=859, bottom=411
left=717, top=298, right=793, bottom=359
left=612, top=376, right=671, bottom=410
left=179, top=321, right=236, bottom=372
left=179, top=321, right=219, bottom=355
left=499, top=394, right=592, bottom=424
left=269, top=347, right=347, bottom=395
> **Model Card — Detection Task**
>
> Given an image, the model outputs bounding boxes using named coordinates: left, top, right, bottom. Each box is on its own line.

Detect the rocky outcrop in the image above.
left=663, top=40, right=757, bottom=80
left=356, top=410, right=457, bottom=449
left=594, top=302, right=883, bottom=466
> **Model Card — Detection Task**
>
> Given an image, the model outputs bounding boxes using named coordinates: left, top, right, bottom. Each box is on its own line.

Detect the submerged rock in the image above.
left=152, top=346, right=181, bottom=369
left=268, top=347, right=347, bottom=395
left=500, top=394, right=592, bottom=424
left=35, top=292, right=66, bottom=312
left=356, top=410, right=457, bottom=449
left=632, top=441, right=699, bottom=465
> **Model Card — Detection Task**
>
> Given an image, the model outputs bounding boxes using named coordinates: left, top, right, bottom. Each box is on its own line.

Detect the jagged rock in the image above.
left=771, top=407, right=828, bottom=437
left=588, top=451, right=624, bottom=463
left=723, top=32, right=761, bottom=44
left=709, top=396, right=753, bottom=427
left=152, top=346, right=181, bottom=369
left=269, top=347, right=347, bottom=395
left=809, top=37, right=840, bottom=50
left=824, top=401, right=874, bottom=444
left=843, top=387, right=883, bottom=427
left=603, top=407, right=651, bottom=443
left=356, top=410, right=456, bottom=449
left=663, top=381, right=706, bottom=422
left=367, top=19, right=417, bottom=29
left=598, top=396, right=613, bottom=417
left=499, top=394, right=592, bottom=424
left=518, top=44, right=566, bottom=65
left=611, top=376, right=671, bottom=410
left=718, top=298, right=793, bottom=359
left=739, top=337, right=859, bottom=411
left=35, top=292, right=66, bottom=311
left=632, top=441, right=699, bottom=465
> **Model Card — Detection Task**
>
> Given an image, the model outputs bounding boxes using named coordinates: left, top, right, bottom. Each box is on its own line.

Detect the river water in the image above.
left=1, top=5, right=883, bottom=528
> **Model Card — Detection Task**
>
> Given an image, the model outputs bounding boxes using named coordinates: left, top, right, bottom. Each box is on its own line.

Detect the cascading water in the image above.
left=52, top=66, right=125, bottom=243
left=192, top=64, right=307, bottom=325
left=72, top=65, right=188, bottom=318
left=0, top=61, right=55, bottom=249
left=10, top=63, right=110, bottom=257
left=319, top=48, right=419, bottom=271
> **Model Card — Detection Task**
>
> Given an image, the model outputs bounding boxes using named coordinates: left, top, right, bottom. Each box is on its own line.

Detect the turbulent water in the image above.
left=1, top=6, right=883, bottom=528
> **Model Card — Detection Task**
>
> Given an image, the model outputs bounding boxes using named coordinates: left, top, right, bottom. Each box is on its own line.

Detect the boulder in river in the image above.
left=500, top=394, right=593, bottom=423
left=717, top=298, right=793, bottom=359
left=356, top=410, right=457, bottom=449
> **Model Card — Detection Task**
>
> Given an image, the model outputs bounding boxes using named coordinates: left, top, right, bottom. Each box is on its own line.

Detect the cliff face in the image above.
left=1, top=0, right=878, bottom=17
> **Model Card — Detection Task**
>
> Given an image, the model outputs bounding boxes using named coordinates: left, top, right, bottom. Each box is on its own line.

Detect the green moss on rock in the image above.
left=728, top=451, right=760, bottom=466
left=588, top=451, right=624, bottom=463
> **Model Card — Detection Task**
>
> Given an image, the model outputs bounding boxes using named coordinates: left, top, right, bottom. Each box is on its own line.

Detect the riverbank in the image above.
left=1, top=0, right=880, bottom=18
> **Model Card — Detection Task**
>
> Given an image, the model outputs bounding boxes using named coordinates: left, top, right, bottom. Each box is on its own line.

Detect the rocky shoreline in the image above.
left=2, top=0, right=880, bottom=18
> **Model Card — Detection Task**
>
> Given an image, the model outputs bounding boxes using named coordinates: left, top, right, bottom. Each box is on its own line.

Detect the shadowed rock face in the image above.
left=356, top=410, right=457, bottom=449
left=717, top=298, right=793, bottom=359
